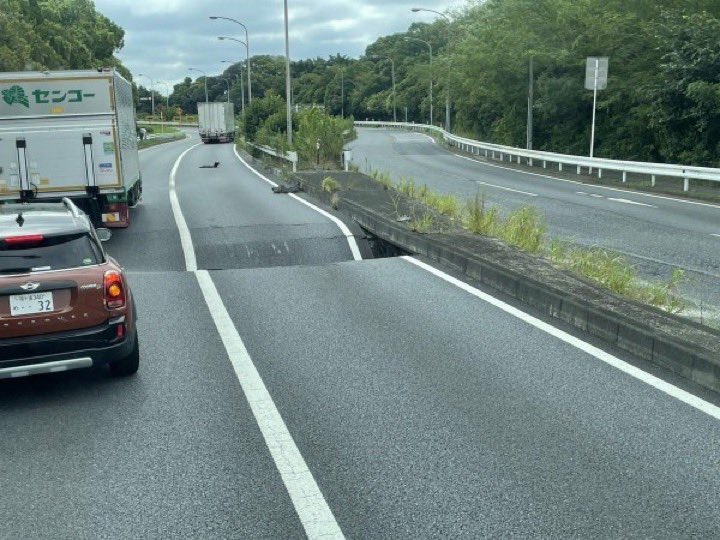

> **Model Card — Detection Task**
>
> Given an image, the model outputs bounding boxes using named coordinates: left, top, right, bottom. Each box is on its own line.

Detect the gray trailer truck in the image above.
left=0, top=69, right=141, bottom=227
left=198, top=102, right=235, bottom=143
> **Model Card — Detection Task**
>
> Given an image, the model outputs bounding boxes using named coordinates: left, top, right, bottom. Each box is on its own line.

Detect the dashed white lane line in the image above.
left=590, top=194, right=604, bottom=198
left=476, top=180, right=537, bottom=197
left=452, top=152, right=720, bottom=210
left=403, top=256, right=720, bottom=422
left=607, top=197, right=656, bottom=208
left=232, top=145, right=363, bottom=261
left=170, top=145, right=345, bottom=540
left=712, top=234, right=720, bottom=238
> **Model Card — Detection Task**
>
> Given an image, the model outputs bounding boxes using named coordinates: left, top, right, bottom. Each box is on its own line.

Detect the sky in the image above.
left=94, top=0, right=460, bottom=94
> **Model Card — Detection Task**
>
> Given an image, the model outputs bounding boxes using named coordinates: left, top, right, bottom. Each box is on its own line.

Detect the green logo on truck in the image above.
left=2, top=85, right=29, bottom=107
left=1, top=85, right=96, bottom=107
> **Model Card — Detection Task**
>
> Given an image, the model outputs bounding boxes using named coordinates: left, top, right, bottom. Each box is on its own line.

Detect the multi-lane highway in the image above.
left=351, top=128, right=720, bottom=324
left=3, top=132, right=720, bottom=538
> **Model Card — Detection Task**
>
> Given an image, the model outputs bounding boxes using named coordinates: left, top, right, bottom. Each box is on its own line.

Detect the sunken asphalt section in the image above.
left=279, top=168, right=720, bottom=394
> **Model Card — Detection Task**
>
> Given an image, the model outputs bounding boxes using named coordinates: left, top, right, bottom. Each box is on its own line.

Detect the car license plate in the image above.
left=9, top=292, right=54, bottom=316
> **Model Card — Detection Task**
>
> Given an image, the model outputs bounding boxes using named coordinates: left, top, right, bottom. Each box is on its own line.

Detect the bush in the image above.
left=498, top=206, right=546, bottom=253
left=294, top=108, right=354, bottom=168
left=464, top=194, right=499, bottom=235
left=321, top=177, right=340, bottom=192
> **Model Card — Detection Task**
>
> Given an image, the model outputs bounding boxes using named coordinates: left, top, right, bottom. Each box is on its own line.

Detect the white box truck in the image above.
left=198, top=102, right=235, bottom=143
left=0, top=69, right=141, bottom=228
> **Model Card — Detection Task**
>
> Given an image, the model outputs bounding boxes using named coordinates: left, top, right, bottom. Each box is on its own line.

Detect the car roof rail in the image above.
left=61, top=197, right=81, bottom=218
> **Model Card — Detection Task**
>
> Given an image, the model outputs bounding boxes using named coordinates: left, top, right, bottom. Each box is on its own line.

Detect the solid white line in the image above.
left=195, top=270, right=345, bottom=540
left=421, top=133, right=437, bottom=144
left=232, top=145, right=363, bottom=261
left=233, top=145, right=278, bottom=187
left=607, top=197, right=656, bottom=208
left=169, top=143, right=202, bottom=272
left=712, top=234, right=720, bottom=238
left=452, top=152, right=720, bottom=210
left=169, top=145, right=345, bottom=539
left=476, top=180, right=537, bottom=197
left=402, top=256, right=720, bottom=422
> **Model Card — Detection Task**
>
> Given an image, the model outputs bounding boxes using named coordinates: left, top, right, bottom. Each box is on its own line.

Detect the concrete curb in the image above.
left=337, top=199, right=720, bottom=393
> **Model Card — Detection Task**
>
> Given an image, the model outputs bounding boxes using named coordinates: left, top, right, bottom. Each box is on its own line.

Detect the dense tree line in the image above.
left=177, top=0, right=720, bottom=166
left=0, top=0, right=128, bottom=77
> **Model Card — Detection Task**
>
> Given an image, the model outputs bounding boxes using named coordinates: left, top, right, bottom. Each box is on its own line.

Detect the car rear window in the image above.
left=0, top=233, right=103, bottom=273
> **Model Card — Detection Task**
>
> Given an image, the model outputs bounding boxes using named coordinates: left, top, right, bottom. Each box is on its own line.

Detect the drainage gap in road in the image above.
left=361, top=228, right=410, bottom=259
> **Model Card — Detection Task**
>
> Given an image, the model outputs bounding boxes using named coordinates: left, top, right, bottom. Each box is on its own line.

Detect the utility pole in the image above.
left=527, top=57, right=533, bottom=150
left=284, top=0, right=292, bottom=145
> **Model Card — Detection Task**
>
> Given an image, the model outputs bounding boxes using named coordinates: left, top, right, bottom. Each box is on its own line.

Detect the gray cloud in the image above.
left=95, top=0, right=459, bottom=92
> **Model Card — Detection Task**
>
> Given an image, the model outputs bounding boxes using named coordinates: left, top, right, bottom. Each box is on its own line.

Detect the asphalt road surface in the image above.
left=2, top=132, right=720, bottom=539
left=350, top=128, right=720, bottom=324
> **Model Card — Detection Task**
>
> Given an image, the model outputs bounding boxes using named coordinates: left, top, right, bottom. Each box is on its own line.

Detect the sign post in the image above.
left=585, top=57, right=609, bottom=160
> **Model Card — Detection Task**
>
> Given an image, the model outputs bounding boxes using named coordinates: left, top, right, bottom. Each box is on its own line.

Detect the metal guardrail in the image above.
left=246, top=142, right=298, bottom=172
left=355, top=121, right=720, bottom=191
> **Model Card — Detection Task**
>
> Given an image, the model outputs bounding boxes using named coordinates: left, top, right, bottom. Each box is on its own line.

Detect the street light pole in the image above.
left=411, top=7, right=451, bottom=131
left=369, top=56, right=396, bottom=122
left=220, top=78, right=230, bottom=103
left=188, top=68, right=208, bottom=103
left=283, top=0, right=292, bottom=145
left=221, top=60, right=244, bottom=114
left=210, top=16, right=252, bottom=102
left=404, top=37, right=433, bottom=125
left=137, top=73, right=155, bottom=117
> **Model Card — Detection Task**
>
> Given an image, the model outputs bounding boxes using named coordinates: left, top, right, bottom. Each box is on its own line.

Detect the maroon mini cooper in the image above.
left=0, top=199, right=139, bottom=379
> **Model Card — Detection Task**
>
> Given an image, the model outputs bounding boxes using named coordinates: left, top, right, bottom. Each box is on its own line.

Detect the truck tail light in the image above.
left=104, top=270, right=126, bottom=309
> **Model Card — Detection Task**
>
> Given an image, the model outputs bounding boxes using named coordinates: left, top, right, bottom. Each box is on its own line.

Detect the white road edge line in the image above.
left=402, top=256, right=720, bottom=422
left=451, top=152, right=720, bottom=210
left=169, top=143, right=202, bottom=272
left=232, top=145, right=363, bottom=261
left=476, top=180, right=537, bottom=197
left=169, top=145, right=345, bottom=539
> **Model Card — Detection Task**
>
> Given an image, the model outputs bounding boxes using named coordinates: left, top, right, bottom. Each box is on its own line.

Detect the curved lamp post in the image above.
left=411, top=7, right=452, bottom=131
left=403, top=37, right=433, bottom=125
left=210, top=16, right=252, bottom=102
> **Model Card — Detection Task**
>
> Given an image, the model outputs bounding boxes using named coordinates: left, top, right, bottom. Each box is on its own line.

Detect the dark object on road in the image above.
left=199, top=161, right=220, bottom=168
left=272, top=182, right=304, bottom=194
left=0, top=198, right=140, bottom=379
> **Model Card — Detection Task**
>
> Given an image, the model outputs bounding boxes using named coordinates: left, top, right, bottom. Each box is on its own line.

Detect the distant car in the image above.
left=0, top=199, right=139, bottom=379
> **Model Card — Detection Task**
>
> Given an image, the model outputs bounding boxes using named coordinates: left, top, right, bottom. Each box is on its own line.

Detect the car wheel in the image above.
left=109, top=334, right=140, bottom=377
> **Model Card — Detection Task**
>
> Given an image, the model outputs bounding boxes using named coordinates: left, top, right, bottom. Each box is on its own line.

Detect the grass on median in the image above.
left=368, top=168, right=690, bottom=314
left=321, top=176, right=341, bottom=192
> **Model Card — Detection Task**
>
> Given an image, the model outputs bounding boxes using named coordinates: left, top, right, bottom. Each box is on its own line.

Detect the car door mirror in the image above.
left=96, top=228, right=112, bottom=242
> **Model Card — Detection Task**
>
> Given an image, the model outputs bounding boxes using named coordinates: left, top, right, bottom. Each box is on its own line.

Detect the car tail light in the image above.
left=3, top=234, right=44, bottom=246
left=104, top=270, right=126, bottom=309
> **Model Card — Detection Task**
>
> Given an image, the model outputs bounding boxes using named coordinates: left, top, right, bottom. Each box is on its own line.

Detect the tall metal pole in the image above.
left=341, top=68, right=344, bottom=118
left=403, top=37, right=433, bottom=125
left=590, top=58, right=599, bottom=158
left=221, top=78, right=230, bottom=103
left=429, top=44, right=433, bottom=125
left=284, top=0, right=292, bottom=145
left=210, top=16, right=253, bottom=103
left=189, top=68, right=209, bottom=103
left=527, top=57, right=533, bottom=150
left=391, top=59, right=396, bottom=122
left=411, top=9, right=451, bottom=130
left=138, top=73, right=154, bottom=117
